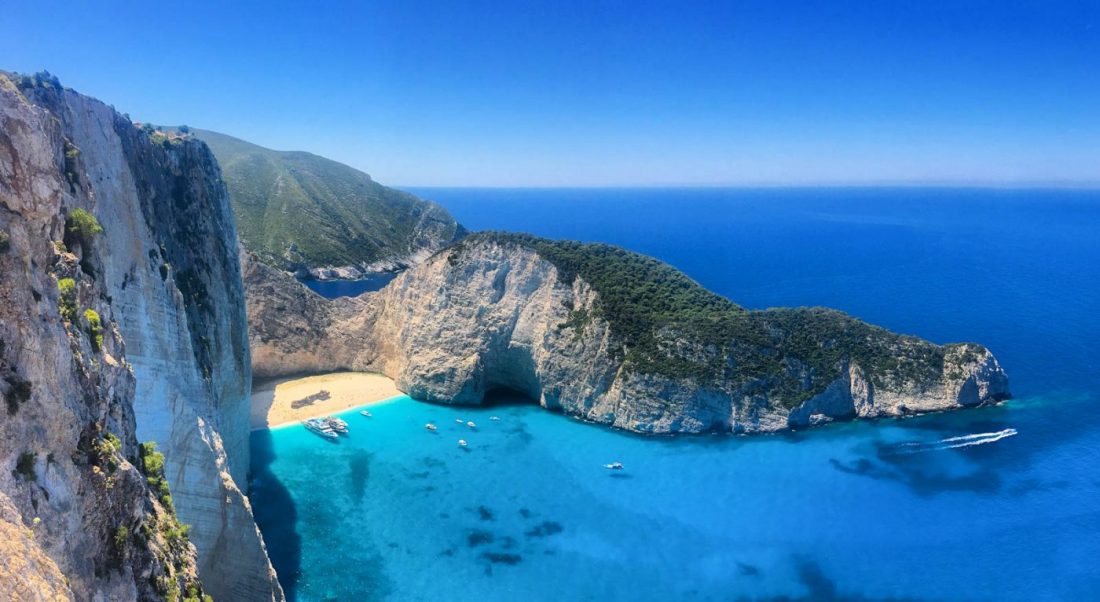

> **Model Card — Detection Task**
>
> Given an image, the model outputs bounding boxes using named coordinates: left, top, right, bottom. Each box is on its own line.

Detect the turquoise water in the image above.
left=251, top=188, right=1100, bottom=600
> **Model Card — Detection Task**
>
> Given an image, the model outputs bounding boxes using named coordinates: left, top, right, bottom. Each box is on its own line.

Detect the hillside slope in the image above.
left=191, top=129, right=463, bottom=278
left=246, top=233, right=1009, bottom=434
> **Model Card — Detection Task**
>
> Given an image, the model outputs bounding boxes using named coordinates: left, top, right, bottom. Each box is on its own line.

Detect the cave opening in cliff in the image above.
left=482, top=386, right=538, bottom=407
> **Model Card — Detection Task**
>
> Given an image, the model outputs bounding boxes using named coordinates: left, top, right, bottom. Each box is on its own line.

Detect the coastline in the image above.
left=250, top=371, right=404, bottom=430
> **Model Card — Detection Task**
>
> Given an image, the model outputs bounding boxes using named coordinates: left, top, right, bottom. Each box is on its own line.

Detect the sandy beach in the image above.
left=250, top=371, right=403, bottom=430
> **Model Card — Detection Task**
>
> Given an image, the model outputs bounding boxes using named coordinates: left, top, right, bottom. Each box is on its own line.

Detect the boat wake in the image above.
left=893, top=428, right=1018, bottom=453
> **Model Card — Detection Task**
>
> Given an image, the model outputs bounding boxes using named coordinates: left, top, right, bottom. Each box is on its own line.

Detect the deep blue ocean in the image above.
left=251, top=188, right=1100, bottom=601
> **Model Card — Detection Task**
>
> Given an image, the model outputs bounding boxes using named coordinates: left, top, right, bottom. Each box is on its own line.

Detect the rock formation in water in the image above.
left=0, top=72, right=281, bottom=600
left=188, top=128, right=465, bottom=280
left=248, top=232, right=1009, bottom=434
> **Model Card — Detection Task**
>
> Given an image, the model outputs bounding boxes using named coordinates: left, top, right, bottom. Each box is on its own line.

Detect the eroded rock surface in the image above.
left=0, top=73, right=281, bottom=601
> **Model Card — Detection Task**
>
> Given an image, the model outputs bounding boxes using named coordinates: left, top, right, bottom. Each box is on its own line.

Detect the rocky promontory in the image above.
left=247, top=232, right=1009, bottom=434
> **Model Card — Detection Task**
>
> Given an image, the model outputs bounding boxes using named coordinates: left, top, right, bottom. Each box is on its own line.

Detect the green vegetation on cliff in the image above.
left=187, top=129, right=464, bottom=271
left=459, top=232, right=962, bottom=407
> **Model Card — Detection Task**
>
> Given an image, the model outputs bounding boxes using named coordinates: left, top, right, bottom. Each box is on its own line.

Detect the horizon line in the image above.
left=395, top=182, right=1100, bottom=191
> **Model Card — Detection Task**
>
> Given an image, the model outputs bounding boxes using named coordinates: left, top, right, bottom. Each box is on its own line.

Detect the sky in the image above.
left=1, top=1, right=1097, bottom=187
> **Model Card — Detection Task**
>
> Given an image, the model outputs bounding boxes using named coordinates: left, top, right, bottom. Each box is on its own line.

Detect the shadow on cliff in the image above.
left=248, top=429, right=303, bottom=601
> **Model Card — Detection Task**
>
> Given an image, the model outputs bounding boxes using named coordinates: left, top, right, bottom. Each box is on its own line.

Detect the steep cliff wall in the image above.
left=0, top=73, right=281, bottom=601
left=248, top=233, right=1009, bottom=434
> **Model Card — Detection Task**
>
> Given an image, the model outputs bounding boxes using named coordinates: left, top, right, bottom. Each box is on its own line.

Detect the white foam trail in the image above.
left=937, top=429, right=1017, bottom=444
left=935, top=428, right=1017, bottom=450
left=893, top=428, right=1017, bottom=453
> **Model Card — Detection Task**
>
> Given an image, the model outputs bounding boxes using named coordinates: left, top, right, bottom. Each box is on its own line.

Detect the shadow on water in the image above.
left=829, top=392, right=1097, bottom=497
left=737, top=556, right=929, bottom=602
left=249, top=429, right=302, bottom=601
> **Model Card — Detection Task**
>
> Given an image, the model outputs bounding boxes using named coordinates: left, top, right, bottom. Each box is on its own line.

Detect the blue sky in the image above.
left=1, top=1, right=1097, bottom=186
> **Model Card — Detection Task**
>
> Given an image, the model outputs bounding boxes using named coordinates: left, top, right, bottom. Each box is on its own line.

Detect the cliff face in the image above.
left=0, top=73, right=281, bottom=601
left=247, top=234, right=1009, bottom=434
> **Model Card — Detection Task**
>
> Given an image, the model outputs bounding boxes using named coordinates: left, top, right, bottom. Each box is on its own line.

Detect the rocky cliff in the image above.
left=0, top=73, right=281, bottom=601
left=247, top=232, right=1009, bottom=434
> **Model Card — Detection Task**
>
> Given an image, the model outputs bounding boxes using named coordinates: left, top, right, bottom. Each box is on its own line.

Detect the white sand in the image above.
left=250, top=372, right=402, bottom=430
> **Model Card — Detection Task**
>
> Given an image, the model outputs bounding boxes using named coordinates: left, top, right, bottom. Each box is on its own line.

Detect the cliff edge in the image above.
left=0, top=72, right=281, bottom=601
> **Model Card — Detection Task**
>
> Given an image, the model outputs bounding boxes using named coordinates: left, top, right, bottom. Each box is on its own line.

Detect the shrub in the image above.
left=178, top=125, right=191, bottom=134
left=4, top=375, right=32, bottom=415
left=14, top=451, right=36, bottom=481
left=57, top=278, right=78, bottom=322
left=113, top=525, right=129, bottom=555
left=84, top=308, right=104, bottom=351
left=93, top=433, right=121, bottom=474
left=66, top=208, right=103, bottom=244
left=0, top=230, right=9, bottom=253
left=140, top=442, right=173, bottom=511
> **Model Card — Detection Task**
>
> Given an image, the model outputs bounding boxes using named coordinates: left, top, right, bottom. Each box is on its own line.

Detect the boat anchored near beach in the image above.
left=304, top=418, right=339, bottom=440
left=360, top=409, right=372, bottom=417
left=425, top=423, right=438, bottom=431
left=324, top=417, right=349, bottom=434
left=603, top=462, right=624, bottom=470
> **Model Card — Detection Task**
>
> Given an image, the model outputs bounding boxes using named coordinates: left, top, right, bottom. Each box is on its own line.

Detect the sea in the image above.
left=250, top=188, right=1100, bottom=601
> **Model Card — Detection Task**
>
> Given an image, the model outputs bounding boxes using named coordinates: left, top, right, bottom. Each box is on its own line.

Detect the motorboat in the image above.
left=458, top=439, right=468, bottom=448
left=304, top=418, right=338, bottom=440
left=466, top=421, right=477, bottom=429
left=489, top=416, right=501, bottom=421
left=360, top=410, right=372, bottom=417
left=425, top=423, right=438, bottom=431
left=455, top=418, right=464, bottom=424
left=323, top=417, right=349, bottom=434
left=603, top=462, right=624, bottom=470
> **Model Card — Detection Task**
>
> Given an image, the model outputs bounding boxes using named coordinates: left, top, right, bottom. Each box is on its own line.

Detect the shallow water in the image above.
left=251, top=188, right=1100, bottom=600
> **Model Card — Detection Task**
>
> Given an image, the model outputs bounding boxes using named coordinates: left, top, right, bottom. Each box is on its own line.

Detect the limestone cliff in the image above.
left=0, top=72, right=281, bottom=600
left=248, top=233, right=1009, bottom=434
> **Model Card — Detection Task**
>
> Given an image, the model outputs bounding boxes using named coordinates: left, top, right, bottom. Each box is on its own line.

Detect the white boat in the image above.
left=323, top=417, right=349, bottom=434
left=304, top=419, right=338, bottom=440
left=425, top=423, right=437, bottom=431
left=489, top=416, right=501, bottom=421
left=458, top=439, right=468, bottom=448
left=466, top=421, right=477, bottom=429
left=360, top=410, right=372, bottom=417
left=455, top=418, right=464, bottom=424
left=603, top=462, right=624, bottom=470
